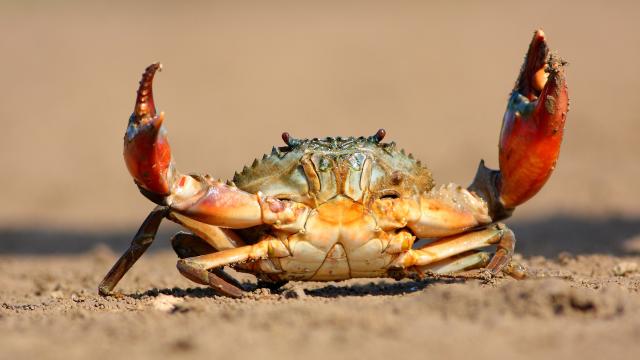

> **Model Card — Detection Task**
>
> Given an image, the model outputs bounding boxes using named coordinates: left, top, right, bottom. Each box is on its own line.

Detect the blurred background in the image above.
left=1, top=0, right=639, bottom=256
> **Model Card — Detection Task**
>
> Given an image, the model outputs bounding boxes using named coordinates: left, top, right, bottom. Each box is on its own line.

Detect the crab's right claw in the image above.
left=497, top=30, right=569, bottom=209
left=124, top=63, right=174, bottom=197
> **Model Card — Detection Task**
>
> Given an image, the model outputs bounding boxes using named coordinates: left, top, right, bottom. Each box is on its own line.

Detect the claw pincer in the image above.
left=469, top=30, right=568, bottom=219
left=124, top=63, right=173, bottom=196
left=497, top=30, right=568, bottom=209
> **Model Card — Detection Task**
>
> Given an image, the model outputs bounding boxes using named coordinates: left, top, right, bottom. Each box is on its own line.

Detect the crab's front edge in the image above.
left=99, top=30, right=568, bottom=298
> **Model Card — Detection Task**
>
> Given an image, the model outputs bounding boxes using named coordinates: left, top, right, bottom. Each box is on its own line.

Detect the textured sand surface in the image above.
left=1, top=1, right=640, bottom=359
left=2, top=252, right=640, bottom=360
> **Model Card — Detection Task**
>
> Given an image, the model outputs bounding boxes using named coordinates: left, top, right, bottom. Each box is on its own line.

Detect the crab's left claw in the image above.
left=471, top=30, right=569, bottom=218
left=124, top=63, right=174, bottom=198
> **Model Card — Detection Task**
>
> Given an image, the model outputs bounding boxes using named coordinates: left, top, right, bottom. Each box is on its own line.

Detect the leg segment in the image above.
left=485, top=225, right=515, bottom=274
left=168, top=212, right=245, bottom=250
left=176, top=238, right=290, bottom=297
left=171, top=231, right=216, bottom=259
left=420, top=250, right=491, bottom=274
left=98, top=206, right=169, bottom=296
left=171, top=232, right=246, bottom=293
left=390, top=223, right=515, bottom=275
left=404, top=184, right=492, bottom=238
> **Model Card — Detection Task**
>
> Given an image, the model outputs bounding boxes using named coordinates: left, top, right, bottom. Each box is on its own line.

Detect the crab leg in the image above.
left=403, top=184, right=492, bottom=238
left=471, top=30, right=569, bottom=216
left=421, top=251, right=491, bottom=274
left=390, top=223, right=515, bottom=274
left=176, top=237, right=290, bottom=297
left=171, top=232, right=246, bottom=292
left=124, top=63, right=309, bottom=229
left=98, top=206, right=168, bottom=296
left=168, top=212, right=245, bottom=250
left=171, top=231, right=217, bottom=259
left=99, top=208, right=250, bottom=296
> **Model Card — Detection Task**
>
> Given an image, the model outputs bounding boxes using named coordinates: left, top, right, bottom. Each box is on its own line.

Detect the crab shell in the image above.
left=233, top=135, right=433, bottom=207
left=227, top=135, right=435, bottom=280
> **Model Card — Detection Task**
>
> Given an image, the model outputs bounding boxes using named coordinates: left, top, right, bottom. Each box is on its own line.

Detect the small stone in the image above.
left=612, top=262, right=638, bottom=277
left=152, top=294, right=184, bottom=313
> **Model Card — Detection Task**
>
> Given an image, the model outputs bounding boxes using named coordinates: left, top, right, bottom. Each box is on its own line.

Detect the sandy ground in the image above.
left=2, top=1, right=640, bottom=359
left=1, top=252, right=640, bottom=360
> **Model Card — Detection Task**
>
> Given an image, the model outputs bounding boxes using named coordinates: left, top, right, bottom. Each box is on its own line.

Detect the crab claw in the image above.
left=124, top=63, right=174, bottom=197
left=497, top=30, right=569, bottom=209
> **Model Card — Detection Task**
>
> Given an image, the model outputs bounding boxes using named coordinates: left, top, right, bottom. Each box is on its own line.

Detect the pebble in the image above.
left=152, top=294, right=184, bottom=312
left=612, top=262, right=638, bottom=277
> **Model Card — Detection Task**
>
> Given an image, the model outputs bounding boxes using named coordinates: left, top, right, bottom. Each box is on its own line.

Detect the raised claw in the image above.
left=498, top=30, right=569, bottom=209
left=124, top=63, right=174, bottom=197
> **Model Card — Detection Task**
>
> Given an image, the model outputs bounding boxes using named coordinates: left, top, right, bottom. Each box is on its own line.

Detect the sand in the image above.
left=1, top=1, right=640, bottom=359
left=2, top=252, right=640, bottom=359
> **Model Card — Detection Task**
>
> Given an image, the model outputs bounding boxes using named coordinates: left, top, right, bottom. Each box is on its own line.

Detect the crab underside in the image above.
left=100, top=30, right=568, bottom=298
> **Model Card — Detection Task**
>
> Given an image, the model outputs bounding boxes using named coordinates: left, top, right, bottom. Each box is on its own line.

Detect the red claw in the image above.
left=498, top=30, right=569, bottom=209
left=124, top=63, right=173, bottom=196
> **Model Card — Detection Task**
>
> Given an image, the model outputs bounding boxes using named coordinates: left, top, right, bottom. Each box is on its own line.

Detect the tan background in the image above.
left=1, top=0, right=639, bottom=228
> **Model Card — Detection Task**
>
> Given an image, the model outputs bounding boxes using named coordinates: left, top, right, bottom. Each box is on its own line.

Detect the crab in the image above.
left=99, top=30, right=568, bottom=298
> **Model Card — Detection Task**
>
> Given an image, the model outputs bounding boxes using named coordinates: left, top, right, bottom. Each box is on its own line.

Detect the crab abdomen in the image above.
left=254, top=195, right=396, bottom=281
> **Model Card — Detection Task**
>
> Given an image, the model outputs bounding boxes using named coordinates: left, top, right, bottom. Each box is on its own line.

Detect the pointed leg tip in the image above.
left=98, top=286, right=111, bottom=297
